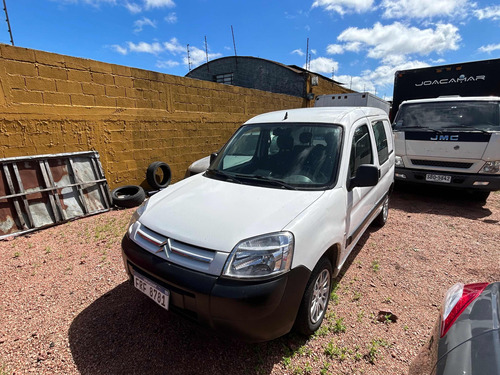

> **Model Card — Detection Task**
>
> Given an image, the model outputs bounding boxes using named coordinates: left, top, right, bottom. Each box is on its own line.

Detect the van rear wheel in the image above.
left=295, top=257, right=332, bottom=336
left=373, top=195, right=389, bottom=227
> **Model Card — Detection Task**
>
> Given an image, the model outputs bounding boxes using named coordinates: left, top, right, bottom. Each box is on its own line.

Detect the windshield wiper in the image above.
left=442, top=125, right=490, bottom=134
left=398, top=126, right=442, bottom=133
left=205, top=169, right=243, bottom=184
left=238, top=175, right=297, bottom=190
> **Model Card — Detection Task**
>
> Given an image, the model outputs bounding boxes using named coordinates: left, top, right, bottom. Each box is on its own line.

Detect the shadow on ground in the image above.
left=390, top=183, right=496, bottom=222
left=69, top=282, right=306, bottom=375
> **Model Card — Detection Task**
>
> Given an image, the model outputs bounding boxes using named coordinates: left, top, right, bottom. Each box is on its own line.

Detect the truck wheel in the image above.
left=373, top=195, right=389, bottom=227
left=295, top=257, right=333, bottom=336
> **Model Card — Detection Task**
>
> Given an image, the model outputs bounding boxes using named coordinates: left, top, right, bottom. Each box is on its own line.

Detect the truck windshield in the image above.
left=394, top=101, right=500, bottom=131
left=206, top=123, right=343, bottom=189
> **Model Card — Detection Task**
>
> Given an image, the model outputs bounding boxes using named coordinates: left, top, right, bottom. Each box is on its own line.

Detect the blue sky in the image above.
left=2, top=0, right=500, bottom=99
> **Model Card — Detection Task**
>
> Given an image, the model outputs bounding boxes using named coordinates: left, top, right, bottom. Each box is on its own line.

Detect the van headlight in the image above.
left=223, top=232, right=294, bottom=279
left=395, top=156, right=405, bottom=168
left=480, top=161, right=500, bottom=174
left=127, top=198, right=149, bottom=234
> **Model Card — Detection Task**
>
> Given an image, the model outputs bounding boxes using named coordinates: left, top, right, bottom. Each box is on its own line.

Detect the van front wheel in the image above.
left=295, top=257, right=333, bottom=336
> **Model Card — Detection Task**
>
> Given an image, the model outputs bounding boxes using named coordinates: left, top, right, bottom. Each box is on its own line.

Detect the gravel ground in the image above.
left=0, top=185, right=499, bottom=375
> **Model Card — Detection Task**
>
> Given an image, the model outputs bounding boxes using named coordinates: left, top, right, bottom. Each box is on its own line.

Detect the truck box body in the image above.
left=391, top=58, right=500, bottom=121
left=315, top=92, right=390, bottom=114
left=391, top=59, right=500, bottom=198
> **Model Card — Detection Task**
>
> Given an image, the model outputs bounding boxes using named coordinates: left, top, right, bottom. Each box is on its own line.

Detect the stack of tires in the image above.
left=111, top=161, right=171, bottom=208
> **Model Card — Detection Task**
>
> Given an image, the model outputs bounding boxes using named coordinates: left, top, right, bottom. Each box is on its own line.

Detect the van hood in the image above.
left=139, top=175, right=324, bottom=252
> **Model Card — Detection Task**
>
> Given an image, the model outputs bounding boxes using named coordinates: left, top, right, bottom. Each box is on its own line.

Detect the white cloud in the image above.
left=338, top=22, right=461, bottom=62
left=124, top=1, right=141, bottom=13
left=305, top=57, right=339, bottom=74
left=156, top=60, right=180, bottom=69
left=311, top=49, right=317, bottom=55
left=134, top=17, right=156, bottom=33
left=184, top=46, right=222, bottom=69
left=165, top=12, right=177, bottom=23
left=474, top=5, right=500, bottom=21
left=312, top=0, right=374, bottom=15
left=127, top=41, right=163, bottom=54
left=326, top=44, right=344, bottom=54
left=164, top=38, right=185, bottom=54
left=292, top=49, right=305, bottom=56
left=335, top=74, right=376, bottom=93
left=144, top=0, right=175, bottom=9
left=478, top=43, right=500, bottom=53
left=344, top=41, right=362, bottom=52
left=381, top=0, right=470, bottom=19
left=110, top=44, right=128, bottom=55
left=336, top=59, right=429, bottom=96
left=431, top=58, right=446, bottom=64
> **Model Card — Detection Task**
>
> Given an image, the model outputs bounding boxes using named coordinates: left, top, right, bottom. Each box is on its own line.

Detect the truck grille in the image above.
left=411, top=159, right=473, bottom=169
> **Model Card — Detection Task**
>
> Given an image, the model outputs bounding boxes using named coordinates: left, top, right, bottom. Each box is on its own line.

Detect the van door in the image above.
left=345, top=121, right=377, bottom=249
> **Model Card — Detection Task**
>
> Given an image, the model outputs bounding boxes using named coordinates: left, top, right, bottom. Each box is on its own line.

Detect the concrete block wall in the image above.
left=0, top=45, right=304, bottom=188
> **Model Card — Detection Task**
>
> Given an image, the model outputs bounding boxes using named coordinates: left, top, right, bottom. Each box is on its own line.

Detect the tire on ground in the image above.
left=111, top=185, right=146, bottom=208
left=146, top=161, right=171, bottom=189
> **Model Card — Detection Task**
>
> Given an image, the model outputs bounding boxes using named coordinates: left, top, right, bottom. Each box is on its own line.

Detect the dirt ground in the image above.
left=0, top=184, right=499, bottom=375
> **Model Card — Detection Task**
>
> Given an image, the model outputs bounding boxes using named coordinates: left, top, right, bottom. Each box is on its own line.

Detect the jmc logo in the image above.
left=430, top=135, right=459, bottom=141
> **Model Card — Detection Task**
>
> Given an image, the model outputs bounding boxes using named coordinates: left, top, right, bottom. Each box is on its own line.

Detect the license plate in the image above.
left=425, top=174, right=452, bottom=183
left=133, top=271, right=170, bottom=310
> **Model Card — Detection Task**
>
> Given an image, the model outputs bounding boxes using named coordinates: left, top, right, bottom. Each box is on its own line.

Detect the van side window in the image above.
left=349, top=125, right=373, bottom=177
left=372, top=120, right=389, bottom=164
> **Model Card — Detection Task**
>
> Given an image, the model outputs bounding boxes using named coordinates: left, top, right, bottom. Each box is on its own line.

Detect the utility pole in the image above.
left=2, top=0, right=14, bottom=46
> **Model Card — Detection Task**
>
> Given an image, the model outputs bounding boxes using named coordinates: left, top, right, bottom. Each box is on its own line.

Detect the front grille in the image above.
left=411, top=159, right=473, bottom=169
left=133, top=223, right=228, bottom=276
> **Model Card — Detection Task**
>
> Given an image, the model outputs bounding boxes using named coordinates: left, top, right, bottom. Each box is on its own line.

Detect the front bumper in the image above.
left=395, top=167, right=500, bottom=191
left=121, top=234, right=311, bottom=342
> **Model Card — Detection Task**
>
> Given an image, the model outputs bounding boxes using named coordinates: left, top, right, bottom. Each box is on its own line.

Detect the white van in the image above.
left=122, top=107, right=395, bottom=341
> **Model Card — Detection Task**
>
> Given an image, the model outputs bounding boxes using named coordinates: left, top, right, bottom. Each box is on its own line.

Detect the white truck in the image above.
left=315, top=92, right=390, bottom=114
left=391, top=59, right=500, bottom=202
left=122, top=107, right=394, bottom=341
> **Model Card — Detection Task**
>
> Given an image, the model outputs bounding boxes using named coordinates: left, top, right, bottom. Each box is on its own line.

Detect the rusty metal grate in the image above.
left=0, top=151, right=112, bottom=239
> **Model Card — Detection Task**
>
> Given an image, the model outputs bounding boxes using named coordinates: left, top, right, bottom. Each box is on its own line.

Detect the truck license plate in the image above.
left=133, top=271, right=169, bottom=310
left=425, top=174, right=451, bottom=183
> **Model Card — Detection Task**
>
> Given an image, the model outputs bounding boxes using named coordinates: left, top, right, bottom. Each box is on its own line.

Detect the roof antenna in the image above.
left=187, top=44, right=192, bottom=71
left=204, top=36, right=209, bottom=72
left=283, top=112, right=288, bottom=121
left=305, top=38, right=309, bottom=70
left=231, top=25, right=238, bottom=66
left=2, top=0, right=14, bottom=46
left=231, top=25, right=237, bottom=57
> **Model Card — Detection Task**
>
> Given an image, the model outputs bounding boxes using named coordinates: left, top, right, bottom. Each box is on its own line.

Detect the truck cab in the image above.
left=393, top=96, right=500, bottom=200
left=122, top=107, right=394, bottom=341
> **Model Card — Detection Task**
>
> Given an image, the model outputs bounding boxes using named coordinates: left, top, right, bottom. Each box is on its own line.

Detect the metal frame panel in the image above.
left=0, top=151, right=112, bottom=239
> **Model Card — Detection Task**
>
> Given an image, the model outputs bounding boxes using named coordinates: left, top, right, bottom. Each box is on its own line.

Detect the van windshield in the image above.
left=206, top=123, right=343, bottom=189
left=394, top=101, right=500, bottom=131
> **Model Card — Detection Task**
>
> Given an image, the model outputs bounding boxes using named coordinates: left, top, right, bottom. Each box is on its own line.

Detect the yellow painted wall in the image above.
left=0, top=45, right=312, bottom=188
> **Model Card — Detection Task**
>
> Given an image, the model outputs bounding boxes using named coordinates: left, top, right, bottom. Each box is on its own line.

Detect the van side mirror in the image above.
left=349, top=165, right=379, bottom=190
left=209, top=152, right=218, bottom=165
